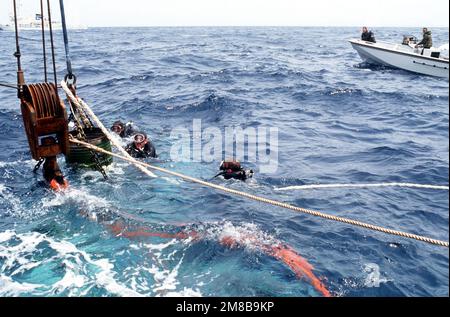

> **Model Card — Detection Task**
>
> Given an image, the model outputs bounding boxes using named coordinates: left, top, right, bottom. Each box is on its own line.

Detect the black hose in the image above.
left=0, top=82, right=19, bottom=90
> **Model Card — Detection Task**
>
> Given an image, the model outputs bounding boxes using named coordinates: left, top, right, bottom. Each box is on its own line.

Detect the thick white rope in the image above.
left=275, top=183, right=449, bottom=191
left=69, top=137, right=449, bottom=248
left=61, top=81, right=156, bottom=178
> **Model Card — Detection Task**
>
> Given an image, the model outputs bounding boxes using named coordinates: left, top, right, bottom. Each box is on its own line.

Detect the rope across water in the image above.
left=275, top=183, right=449, bottom=191
left=62, top=81, right=449, bottom=248
left=68, top=137, right=449, bottom=248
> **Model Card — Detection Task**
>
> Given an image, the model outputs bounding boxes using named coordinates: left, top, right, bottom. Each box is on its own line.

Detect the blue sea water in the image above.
left=0, top=27, right=448, bottom=297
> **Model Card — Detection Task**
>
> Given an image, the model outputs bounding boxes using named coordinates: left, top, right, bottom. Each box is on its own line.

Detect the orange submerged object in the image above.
left=270, top=245, right=331, bottom=297
left=49, top=178, right=69, bottom=192
left=109, top=222, right=331, bottom=297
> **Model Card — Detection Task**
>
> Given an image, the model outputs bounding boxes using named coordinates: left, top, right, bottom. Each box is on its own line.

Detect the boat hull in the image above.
left=350, top=40, right=449, bottom=78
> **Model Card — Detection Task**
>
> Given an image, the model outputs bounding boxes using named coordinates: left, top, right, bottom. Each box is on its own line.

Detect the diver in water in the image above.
left=111, top=120, right=138, bottom=138
left=43, top=156, right=69, bottom=191
left=215, top=160, right=254, bottom=181
left=125, top=133, right=157, bottom=159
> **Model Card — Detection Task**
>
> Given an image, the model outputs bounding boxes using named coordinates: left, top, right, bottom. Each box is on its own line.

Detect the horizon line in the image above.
left=74, top=25, right=450, bottom=28
left=1, top=22, right=449, bottom=28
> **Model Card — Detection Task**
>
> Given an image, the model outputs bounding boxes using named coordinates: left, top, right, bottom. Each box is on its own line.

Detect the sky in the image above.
left=0, top=0, right=449, bottom=27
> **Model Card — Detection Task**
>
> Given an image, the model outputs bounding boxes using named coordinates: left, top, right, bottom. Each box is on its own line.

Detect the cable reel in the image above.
left=20, top=83, right=69, bottom=161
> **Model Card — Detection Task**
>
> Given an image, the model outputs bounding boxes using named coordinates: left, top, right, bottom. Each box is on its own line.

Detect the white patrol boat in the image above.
left=349, top=36, right=449, bottom=78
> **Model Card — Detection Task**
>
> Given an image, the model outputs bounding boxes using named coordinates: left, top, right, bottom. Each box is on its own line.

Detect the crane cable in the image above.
left=46, top=0, right=58, bottom=88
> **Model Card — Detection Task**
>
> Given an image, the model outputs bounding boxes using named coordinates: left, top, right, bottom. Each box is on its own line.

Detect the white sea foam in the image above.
left=47, top=237, right=142, bottom=296
left=142, top=239, right=202, bottom=297
left=0, top=228, right=206, bottom=297
left=200, top=221, right=278, bottom=252
left=2, top=183, right=112, bottom=221
left=165, top=287, right=202, bottom=297
left=0, top=230, right=14, bottom=243
left=363, top=263, right=391, bottom=288
left=0, top=159, right=35, bottom=169
left=105, top=162, right=127, bottom=175
left=0, top=184, right=25, bottom=217
left=41, top=188, right=110, bottom=210
left=94, top=258, right=142, bottom=297
left=0, top=231, right=141, bottom=297
left=0, top=275, right=45, bottom=296
left=145, top=239, right=179, bottom=252
left=150, top=257, right=183, bottom=293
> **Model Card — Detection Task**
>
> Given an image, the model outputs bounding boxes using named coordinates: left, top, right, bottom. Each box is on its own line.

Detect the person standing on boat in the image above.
left=415, top=28, right=433, bottom=49
left=361, top=27, right=376, bottom=43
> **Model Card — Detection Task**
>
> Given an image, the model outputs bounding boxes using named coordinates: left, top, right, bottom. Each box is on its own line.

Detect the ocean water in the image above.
left=0, top=27, right=448, bottom=297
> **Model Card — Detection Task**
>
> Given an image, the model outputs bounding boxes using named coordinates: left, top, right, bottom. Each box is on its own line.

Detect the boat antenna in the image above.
left=59, top=0, right=76, bottom=86
left=47, top=0, right=58, bottom=88
left=40, top=0, right=48, bottom=82
left=12, top=0, right=25, bottom=98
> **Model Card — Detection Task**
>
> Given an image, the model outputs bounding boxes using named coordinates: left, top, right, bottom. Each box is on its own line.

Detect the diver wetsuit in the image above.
left=111, top=121, right=138, bottom=138
left=126, top=141, right=157, bottom=159
left=215, top=161, right=254, bottom=181
left=215, top=169, right=253, bottom=181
